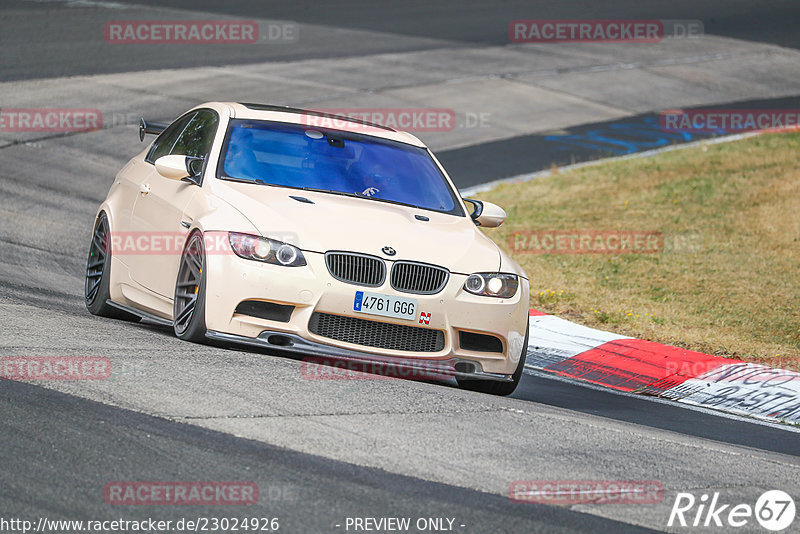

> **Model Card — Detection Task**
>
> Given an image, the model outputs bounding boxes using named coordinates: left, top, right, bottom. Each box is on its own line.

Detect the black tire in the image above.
left=85, top=213, right=139, bottom=321
left=457, top=323, right=529, bottom=396
left=173, top=231, right=208, bottom=342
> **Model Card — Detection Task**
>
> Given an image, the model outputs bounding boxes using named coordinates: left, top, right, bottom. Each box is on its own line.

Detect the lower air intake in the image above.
left=309, top=313, right=445, bottom=352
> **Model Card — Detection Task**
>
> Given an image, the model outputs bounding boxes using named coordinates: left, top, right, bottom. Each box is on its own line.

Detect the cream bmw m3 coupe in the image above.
left=85, top=102, right=530, bottom=395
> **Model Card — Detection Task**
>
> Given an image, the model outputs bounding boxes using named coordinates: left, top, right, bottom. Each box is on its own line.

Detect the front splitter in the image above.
left=205, top=330, right=513, bottom=382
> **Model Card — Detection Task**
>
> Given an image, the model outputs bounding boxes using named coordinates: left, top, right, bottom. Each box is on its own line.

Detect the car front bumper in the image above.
left=203, top=245, right=530, bottom=377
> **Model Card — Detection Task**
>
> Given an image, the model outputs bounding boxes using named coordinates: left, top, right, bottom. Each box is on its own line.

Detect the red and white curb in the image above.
left=525, top=310, right=800, bottom=425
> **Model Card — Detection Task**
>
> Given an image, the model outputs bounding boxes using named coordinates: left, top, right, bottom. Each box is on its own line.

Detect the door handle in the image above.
left=139, top=183, right=151, bottom=196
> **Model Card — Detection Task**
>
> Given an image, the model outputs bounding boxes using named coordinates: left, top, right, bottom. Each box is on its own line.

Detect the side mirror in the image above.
left=154, top=155, right=203, bottom=185
left=463, top=198, right=506, bottom=228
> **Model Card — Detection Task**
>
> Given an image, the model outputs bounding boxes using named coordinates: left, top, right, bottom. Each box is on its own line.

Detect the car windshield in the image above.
left=217, top=119, right=463, bottom=215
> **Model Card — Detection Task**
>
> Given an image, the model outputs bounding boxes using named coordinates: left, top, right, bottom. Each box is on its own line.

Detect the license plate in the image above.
left=353, top=291, right=417, bottom=321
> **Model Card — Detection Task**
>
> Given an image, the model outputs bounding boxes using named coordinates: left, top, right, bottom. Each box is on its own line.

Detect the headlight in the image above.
left=464, top=273, right=518, bottom=298
left=228, top=232, right=306, bottom=267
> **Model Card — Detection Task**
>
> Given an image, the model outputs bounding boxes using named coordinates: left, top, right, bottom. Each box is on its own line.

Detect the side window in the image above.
left=146, top=112, right=196, bottom=164
left=170, top=110, right=219, bottom=158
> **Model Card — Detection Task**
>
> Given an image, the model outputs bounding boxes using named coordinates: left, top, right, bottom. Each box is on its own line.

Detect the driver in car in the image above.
left=354, top=160, right=395, bottom=198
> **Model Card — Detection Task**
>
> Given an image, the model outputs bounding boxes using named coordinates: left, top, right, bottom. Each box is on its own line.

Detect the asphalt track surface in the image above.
left=2, top=380, right=659, bottom=533
left=4, top=0, right=800, bottom=81
left=2, top=1, right=800, bottom=532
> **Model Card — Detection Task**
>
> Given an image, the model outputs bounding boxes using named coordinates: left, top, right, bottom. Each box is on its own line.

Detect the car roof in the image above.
left=209, top=102, right=428, bottom=148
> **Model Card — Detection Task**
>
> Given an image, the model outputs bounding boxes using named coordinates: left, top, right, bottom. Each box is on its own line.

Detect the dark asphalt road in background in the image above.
left=120, top=0, right=800, bottom=49
left=2, top=0, right=799, bottom=81
left=441, top=94, right=800, bottom=189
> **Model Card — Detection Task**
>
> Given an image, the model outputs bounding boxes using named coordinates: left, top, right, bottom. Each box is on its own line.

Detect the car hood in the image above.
left=210, top=181, right=502, bottom=273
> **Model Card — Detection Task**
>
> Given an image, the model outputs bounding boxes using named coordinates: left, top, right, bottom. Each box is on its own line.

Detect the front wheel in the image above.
left=85, top=213, right=139, bottom=321
left=173, top=232, right=208, bottom=342
left=457, top=323, right=529, bottom=396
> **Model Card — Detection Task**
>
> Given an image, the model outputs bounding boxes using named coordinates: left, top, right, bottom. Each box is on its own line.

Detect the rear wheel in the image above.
left=173, top=232, right=208, bottom=342
left=85, top=213, right=139, bottom=321
left=457, top=323, right=529, bottom=396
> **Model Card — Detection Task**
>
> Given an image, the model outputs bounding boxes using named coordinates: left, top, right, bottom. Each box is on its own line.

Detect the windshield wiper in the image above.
left=301, top=187, right=365, bottom=199
left=222, top=176, right=272, bottom=186
left=224, top=180, right=374, bottom=201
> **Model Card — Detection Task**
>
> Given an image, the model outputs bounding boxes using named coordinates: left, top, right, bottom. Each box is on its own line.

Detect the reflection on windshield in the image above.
left=218, top=119, right=461, bottom=215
